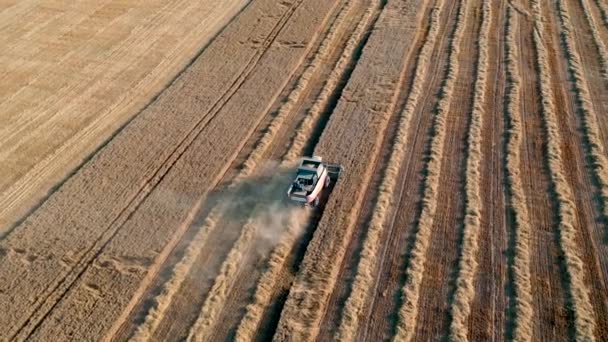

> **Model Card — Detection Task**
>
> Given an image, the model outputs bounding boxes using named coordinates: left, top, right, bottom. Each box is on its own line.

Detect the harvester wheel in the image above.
left=313, top=197, right=320, bottom=207
left=324, top=176, right=330, bottom=188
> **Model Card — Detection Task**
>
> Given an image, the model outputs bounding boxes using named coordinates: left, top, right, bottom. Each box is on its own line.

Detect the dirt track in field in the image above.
left=1, top=0, right=608, bottom=340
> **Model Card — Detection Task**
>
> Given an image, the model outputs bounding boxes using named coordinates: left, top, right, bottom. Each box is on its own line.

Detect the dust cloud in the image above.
left=207, top=161, right=310, bottom=254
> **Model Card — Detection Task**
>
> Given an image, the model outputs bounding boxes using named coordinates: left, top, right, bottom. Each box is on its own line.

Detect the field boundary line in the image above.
left=447, top=0, right=492, bottom=339
left=392, top=0, right=470, bottom=338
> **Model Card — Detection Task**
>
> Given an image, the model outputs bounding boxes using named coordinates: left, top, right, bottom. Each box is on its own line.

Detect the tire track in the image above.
left=448, top=0, right=492, bottom=339
left=331, top=0, right=445, bottom=339
left=6, top=1, right=307, bottom=340
left=392, top=0, right=469, bottom=338
left=503, top=7, right=533, bottom=341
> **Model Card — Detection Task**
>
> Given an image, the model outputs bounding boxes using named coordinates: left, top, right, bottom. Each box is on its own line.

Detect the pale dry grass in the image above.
left=333, top=1, right=446, bottom=339
left=504, top=7, right=533, bottom=341
left=393, top=0, right=470, bottom=339
left=0, top=0, right=247, bottom=231
left=447, top=0, right=492, bottom=340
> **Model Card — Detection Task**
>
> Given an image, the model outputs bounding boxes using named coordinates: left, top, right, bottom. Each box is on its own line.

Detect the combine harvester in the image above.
left=286, top=156, right=342, bottom=207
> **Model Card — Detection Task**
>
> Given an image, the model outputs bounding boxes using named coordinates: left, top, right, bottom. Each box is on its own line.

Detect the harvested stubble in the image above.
left=503, top=6, right=534, bottom=341
left=0, top=0, right=248, bottom=233
left=447, top=0, right=492, bottom=340
left=333, top=0, right=447, bottom=340
left=393, top=0, right=469, bottom=339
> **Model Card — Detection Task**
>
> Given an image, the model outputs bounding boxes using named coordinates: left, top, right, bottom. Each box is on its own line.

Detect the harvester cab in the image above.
left=286, top=156, right=342, bottom=207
